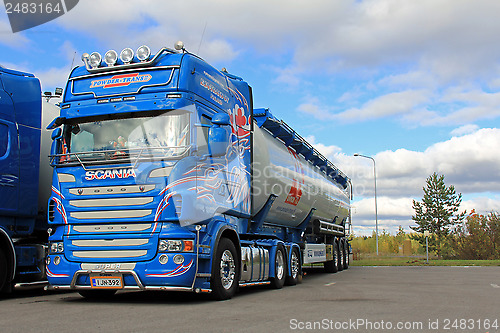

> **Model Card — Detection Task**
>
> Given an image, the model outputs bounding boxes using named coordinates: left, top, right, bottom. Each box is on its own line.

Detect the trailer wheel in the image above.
left=78, top=290, right=117, bottom=300
left=343, top=240, right=349, bottom=269
left=211, top=238, right=239, bottom=300
left=285, top=247, right=301, bottom=286
left=270, top=244, right=286, bottom=289
left=324, top=239, right=338, bottom=273
left=338, top=241, right=345, bottom=271
left=0, top=248, right=8, bottom=293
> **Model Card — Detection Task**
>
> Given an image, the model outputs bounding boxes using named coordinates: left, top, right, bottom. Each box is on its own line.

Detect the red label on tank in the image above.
left=285, top=148, right=305, bottom=206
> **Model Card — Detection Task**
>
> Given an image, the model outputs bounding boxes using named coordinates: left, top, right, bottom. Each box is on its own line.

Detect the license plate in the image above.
left=90, top=276, right=123, bottom=289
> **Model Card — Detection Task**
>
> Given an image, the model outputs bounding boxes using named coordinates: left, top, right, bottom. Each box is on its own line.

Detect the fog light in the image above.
left=54, top=256, right=61, bottom=265
left=46, top=256, right=51, bottom=265
left=173, top=254, right=184, bottom=265
left=159, top=254, right=168, bottom=265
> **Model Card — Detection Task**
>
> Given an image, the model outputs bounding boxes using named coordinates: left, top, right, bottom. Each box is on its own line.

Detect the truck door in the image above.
left=0, top=89, right=20, bottom=217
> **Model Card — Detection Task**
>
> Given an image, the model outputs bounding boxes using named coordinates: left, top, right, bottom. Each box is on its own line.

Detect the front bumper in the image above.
left=46, top=252, right=211, bottom=293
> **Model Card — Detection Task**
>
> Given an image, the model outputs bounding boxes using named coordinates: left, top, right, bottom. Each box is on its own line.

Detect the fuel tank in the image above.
left=251, top=122, right=350, bottom=228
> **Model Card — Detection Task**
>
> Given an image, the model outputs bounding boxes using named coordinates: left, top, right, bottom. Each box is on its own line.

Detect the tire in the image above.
left=337, top=239, right=344, bottom=272
left=324, top=239, right=338, bottom=273
left=211, top=238, right=239, bottom=300
left=0, top=248, right=8, bottom=293
left=78, top=290, right=117, bottom=300
left=285, top=247, right=301, bottom=286
left=270, top=244, right=286, bottom=289
left=343, top=240, right=349, bottom=270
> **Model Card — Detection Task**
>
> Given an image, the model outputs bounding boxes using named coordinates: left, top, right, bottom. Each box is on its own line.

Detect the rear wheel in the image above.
left=343, top=240, right=350, bottom=269
left=324, top=239, right=339, bottom=273
left=337, top=239, right=344, bottom=272
left=78, top=290, right=117, bottom=300
left=270, top=244, right=286, bottom=289
left=285, top=247, right=301, bottom=286
left=211, top=238, right=239, bottom=300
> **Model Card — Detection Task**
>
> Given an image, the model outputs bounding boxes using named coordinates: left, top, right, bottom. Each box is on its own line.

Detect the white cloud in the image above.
left=48, top=0, right=500, bottom=81
left=450, top=124, right=479, bottom=137
left=335, top=90, right=430, bottom=122
left=329, top=128, right=500, bottom=199
left=0, top=19, right=29, bottom=48
left=305, top=135, right=342, bottom=157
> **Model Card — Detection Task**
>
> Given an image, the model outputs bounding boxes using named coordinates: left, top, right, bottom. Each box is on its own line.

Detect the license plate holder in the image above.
left=90, top=275, right=123, bottom=289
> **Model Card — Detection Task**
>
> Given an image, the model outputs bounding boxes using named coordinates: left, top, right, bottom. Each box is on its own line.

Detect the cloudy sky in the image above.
left=2, top=0, right=500, bottom=235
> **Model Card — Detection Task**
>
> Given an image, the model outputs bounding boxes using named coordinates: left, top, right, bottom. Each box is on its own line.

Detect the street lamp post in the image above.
left=354, top=153, right=379, bottom=255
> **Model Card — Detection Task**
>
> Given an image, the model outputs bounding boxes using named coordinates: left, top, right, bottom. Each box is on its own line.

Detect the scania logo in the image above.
left=89, top=73, right=152, bottom=89
left=85, top=168, right=136, bottom=181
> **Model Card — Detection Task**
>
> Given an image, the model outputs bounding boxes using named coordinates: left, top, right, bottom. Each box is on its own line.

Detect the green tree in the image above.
left=453, top=212, right=500, bottom=259
left=410, top=173, right=466, bottom=258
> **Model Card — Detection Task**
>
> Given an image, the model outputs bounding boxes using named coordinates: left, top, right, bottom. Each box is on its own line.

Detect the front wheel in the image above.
left=211, top=238, right=239, bottom=300
left=270, top=244, right=286, bottom=289
left=0, top=248, right=8, bottom=293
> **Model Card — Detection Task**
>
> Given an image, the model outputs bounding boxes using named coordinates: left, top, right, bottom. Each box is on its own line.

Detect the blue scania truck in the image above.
left=0, top=66, right=58, bottom=293
left=46, top=43, right=352, bottom=300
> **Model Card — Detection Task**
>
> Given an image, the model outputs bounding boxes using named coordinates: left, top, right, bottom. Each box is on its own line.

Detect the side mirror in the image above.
left=212, top=113, right=230, bottom=126
left=51, top=128, right=62, bottom=140
left=208, top=126, right=229, bottom=157
left=50, top=128, right=62, bottom=157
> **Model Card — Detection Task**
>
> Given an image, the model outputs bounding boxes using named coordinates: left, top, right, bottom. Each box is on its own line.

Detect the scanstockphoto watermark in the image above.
left=290, top=319, right=424, bottom=331
left=3, top=0, right=79, bottom=33
left=289, top=318, right=499, bottom=331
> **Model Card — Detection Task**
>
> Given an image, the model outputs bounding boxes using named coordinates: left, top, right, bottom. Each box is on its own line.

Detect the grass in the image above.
left=349, top=256, right=500, bottom=266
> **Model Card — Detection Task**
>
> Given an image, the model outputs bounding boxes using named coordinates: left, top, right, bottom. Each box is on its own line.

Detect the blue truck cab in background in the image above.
left=46, top=44, right=352, bottom=300
left=0, top=66, right=55, bottom=293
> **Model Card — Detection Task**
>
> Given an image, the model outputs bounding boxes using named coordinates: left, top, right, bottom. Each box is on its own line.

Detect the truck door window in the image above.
left=196, top=115, right=211, bottom=155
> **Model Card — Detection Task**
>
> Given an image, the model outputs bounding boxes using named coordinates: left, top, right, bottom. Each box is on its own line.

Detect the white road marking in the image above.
left=325, top=282, right=336, bottom=286
left=491, top=284, right=500, bottom=288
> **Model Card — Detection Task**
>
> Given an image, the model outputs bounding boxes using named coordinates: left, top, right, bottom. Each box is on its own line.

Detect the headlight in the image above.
left=50, top=242, right=64, bottom=254
left=104, top=50, right=118, bottom=66
left=136, top=45, right=151, bottom=61
left=158, top=240, right=168, bottom=252
left=89, top=52, right=102, bottom=68
left=120, top=47, right=134, bottom=63
left=158, top=239, right=194, bottom=252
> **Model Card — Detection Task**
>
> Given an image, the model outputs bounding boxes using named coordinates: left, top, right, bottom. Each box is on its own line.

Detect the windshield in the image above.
left=60, top=109, right=190, bottom=163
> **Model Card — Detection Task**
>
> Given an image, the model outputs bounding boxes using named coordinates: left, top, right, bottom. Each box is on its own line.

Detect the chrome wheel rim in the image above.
left=290, top=251, right=299, bottom=279
left=220, top=249, right=235, bottom=290
left=276, top=250, right=285, bottom=280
